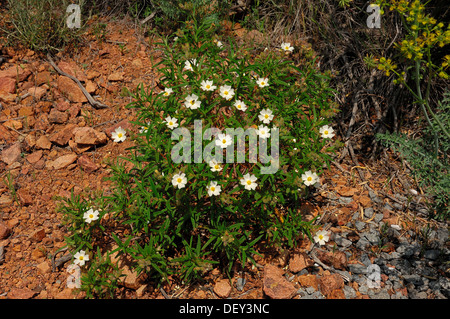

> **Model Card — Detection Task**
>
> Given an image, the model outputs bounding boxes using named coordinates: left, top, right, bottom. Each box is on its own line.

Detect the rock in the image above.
left=29, top=228, right=46, bottom=242
left=16, top=188, right=33, bottom=205
left=108, top=72, right=124, bottom=82
left=263, top=264, right=297, bottom=299
left=423, top=250, right=440, bottom=260
left=314, top=249, right=348, bottom=270
left=57, top=76, right=87, bottom=103
left=18, top=106, right=34, bottom=117
left=55, top=288, right=76, bottom=299
left=26, top=150, right=43, bottom=164
left=48, top=108, right=68, bottom=124
left=348, top=263, right=367, bottom=275
left=288, top=253, right=314, bottom=273
left=1, top=142, right=22, bottom=165
left=48, top=153, right=78, bottom=170
left=355, top=220, right=366, bottom=231
left=49, top=124, right=77, bottom=146
left=85, top=80, right=97, bottom=94
left=78, top=155, right=99, bottom=172
left=297, top=274, right=319, bottom=290
left=57, top=61, right=87, bottom=82
left=327, top=288, right=346, bottom=299
left=27, top=86, right=48, bottom=100
left=55, top=99, right=71, bottom=111
left=36, top=261, right=51, bottom=274
left=0, top=65, right=31, bottom=81
left=35, top=135, right=52, bottom=150
left=362, top=231, right=380, bottom=245
left=403, top=274, right=424, bottom=286
left=0, top=194, right=13, bottom=207
left=0, top=123, right=16, bottom=144
left=364, top=207, right=374, bottom=219
left=3, top=119, right=23, bottom=130
left=343, top=285, right=356, bottom=299
left=8, top=287, right=36, bottom=299
left=35, top=71, right=52, bottom=85
left=318, top=273, right=344, bottom=297
left=214, top=279, right=232, bottom=298
left=73, top=127, right=107, bottom=145
left=0, top=222, right=11, bottom=239
left=370, top=288, right=392, bottom=299
left=355, top=238, right=370, bottom=250
left=334, top=235, right=352, bottom=249
left=0, top=77, right=16, bottom=93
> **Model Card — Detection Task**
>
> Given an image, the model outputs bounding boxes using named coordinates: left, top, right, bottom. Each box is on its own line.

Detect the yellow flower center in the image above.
left=307, top=176, right=312, bottom=181
left=324, top=130, right=329, bottom=135
left=222, top=139, right=227, bottom=144
left=318, top=235, right=323, bottom=240
left=261, top=130, right=265, bottom=135
left=190, top=100, right=195, bottom=105
left=260, top=82, right=265, bottom=86
left=214, top=165, right=220, bottom=170
left=224, top=91, right=228, bottom=95
left=265, top=114, right=269, bottom=119
left=177, top=178, right=182, bottom=183
left=169, top=121, right=173, bottom=125
left=206, top=85, right=210, bottom=89
left=246, top=180, right=252, bottom=185
left=89, top=214, right=94, bottom=219
left=79, top=256, right=84, bottom=260
left=118, top=133, right=123, bottom=138
left=211, top=186, right=215, bottom=191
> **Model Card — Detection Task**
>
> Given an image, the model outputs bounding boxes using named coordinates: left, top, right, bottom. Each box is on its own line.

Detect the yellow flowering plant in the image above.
left=370, top=0, right=450, bottom=140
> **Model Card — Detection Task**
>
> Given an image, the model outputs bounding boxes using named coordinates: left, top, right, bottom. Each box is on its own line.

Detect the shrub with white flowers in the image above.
left=58, top=20, right=341, bottom=288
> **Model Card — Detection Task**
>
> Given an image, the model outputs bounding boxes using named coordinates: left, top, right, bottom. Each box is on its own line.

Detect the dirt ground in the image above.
left=0, top=16, right=447, bottom=300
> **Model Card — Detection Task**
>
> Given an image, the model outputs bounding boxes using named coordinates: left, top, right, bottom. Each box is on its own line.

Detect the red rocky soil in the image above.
left=0, top=17, right=448, bottom=300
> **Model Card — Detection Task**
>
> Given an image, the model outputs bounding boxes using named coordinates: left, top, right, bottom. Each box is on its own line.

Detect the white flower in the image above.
left=281, top=42, right=294, bottom=52
left=111, top=127, right=126, bottom=143
left=83, top=208, right=99, bottom=224
left=215, top=40, right=223, bottom=48
left=184, top=93, right=201, bottom=109
left=257, top=125, right=271, bottom=139
left=219, top=85, right=235, bottom=100
left=139, top=123, right=150, bottom=134
left=258, top=109, right=274, bottom=124
left=73, top=250, right=89, bottom=266
left=319, top=125, right=335, bottom=139
left=256, top=77, right=269, bottom=88
left=216, top=133, right=233, bottom=149
left=302, top=170, right=319, bottom=186
left=163, top=88, right=173, bottom=96
left=164, top=116, right=179, bottom=129
left=207, top=181, right=221, bottom=197
left=240, top=173, right=258, bottom=191
left=173, top=36, right=179, bottom=42
left=314, top=230, right=330, bottom=246
left=233, top=100, right=247, bottom=111
left=200, top=80, right=216, bottom=92
left=209, top=159, right=223, bottom=172
left=184, top=59, right=197, bottom=71
left=172, top=172, right=187, bottom=189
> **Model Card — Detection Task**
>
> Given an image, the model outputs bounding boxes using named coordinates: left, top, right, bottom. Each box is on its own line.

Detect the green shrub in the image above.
left=377, top=91, right=450, bottom=220
left=58, top=19, right=339, bottom=290
left=4, top=0, right=84, bottom=53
